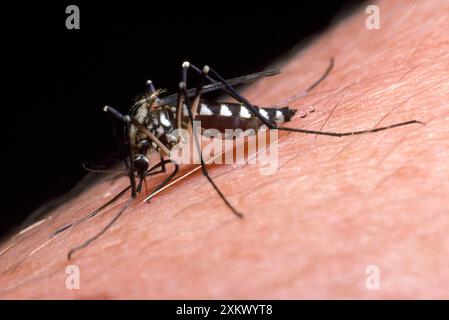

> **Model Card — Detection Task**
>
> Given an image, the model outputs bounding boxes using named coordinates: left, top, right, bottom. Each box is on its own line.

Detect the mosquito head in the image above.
left=144, top=88, right=166, bottom=109
left=132, top=138, right=151, bottom=174
left=133, top=154, right=149, bottom=174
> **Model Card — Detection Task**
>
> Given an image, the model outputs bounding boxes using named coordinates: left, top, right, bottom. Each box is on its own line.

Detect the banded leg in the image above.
left=181, top=63, right=243, bottom=218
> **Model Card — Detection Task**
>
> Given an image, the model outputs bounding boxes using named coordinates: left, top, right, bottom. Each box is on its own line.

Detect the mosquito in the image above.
left=50, top=59, right=423, bottom=259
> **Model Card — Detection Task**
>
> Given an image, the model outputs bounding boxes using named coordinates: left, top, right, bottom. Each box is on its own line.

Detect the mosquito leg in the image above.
left=103, top=105, right=181, bottom=203
left=182, top=61, right=236, bottom=98
left=140, top=78, right=191, bottom=202
left=82, top=163, right=127, bottom=174
left=275, top=120, right=425, bottom=136
left=200, top=65, right=424, bottom=137
left=181, top=64, right=243, bottom=218
left=306, top=57, right=334, bottom=93
left=108, top=109, right=131, bottom=170
left=158, top=152, right=167, bottom=173
left=136, top=157, right=172, bottom=194
left=104, top=106, right=133, bottom=182
left=145, top=157, right=169, bottom=177
left=125, top=117, right=138, bottom=197
left=67, top=197, right=133, bottom=260
left=103, top=106, right=138, bottom=198
left=146, top=80, right=156, bottom=94
left=51, top=155, right=173, bottom=241
left=63, top=159, right=174, bottom=258
left=49, top=185, right=131, bottom=239
left=186, top=59, right=333, bottom=96
left=275, top=58, right=335, bottom=107
left=145, top=159, right=179, bottom=202
left=65, top=102, right=183, bottom=258
left=182, top=62, right=276, bottom=128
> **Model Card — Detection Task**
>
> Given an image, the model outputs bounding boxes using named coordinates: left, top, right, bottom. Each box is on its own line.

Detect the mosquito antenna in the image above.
left=67, top=197, right=133, bottom=260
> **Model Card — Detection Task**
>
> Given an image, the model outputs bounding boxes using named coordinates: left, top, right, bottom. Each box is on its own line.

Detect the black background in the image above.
left=1, top=1, right=365, bottom=237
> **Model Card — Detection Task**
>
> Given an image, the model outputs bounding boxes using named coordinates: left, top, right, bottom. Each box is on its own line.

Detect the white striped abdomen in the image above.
left=191, top=101, right=296, bottom=133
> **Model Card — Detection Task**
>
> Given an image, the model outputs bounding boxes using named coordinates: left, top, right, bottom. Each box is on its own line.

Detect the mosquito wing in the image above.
left=158, top=69, right=281, bottom=105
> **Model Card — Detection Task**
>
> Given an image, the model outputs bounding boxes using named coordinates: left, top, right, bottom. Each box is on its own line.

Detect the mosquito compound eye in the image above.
left=137, top=140, right=151, bottom=154
left=139, top=140, right=150, bottom=148
left=133, top=154, right=149, bottom=173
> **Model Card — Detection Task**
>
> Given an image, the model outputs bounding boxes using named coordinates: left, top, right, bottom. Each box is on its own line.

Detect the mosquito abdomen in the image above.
left=192, top=101, right=296, bottom=133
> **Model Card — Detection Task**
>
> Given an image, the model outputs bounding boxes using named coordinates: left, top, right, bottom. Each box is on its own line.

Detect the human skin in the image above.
left=0, top=0, right=448, bottom=299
